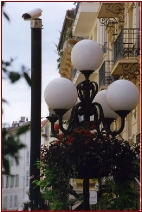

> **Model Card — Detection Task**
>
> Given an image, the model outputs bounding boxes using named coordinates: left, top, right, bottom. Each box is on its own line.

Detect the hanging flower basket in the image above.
left=40, top=121, right=140, bottom=182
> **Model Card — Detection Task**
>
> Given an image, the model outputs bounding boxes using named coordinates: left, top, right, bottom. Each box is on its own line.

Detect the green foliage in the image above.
left=33, top=161, right=70, bottom=210
left=2, top=127, right=28, bottom=175
left=16, top=124, right=30, bottom=136
left=100, top=177, right=139, bottom=210
left=34, top=122, right=140, bottom=210
left=2, top=59, right=31, bottom=85
left=2, top=5, right=31, bottom=174
left=2, top=2, right=10, bottom=21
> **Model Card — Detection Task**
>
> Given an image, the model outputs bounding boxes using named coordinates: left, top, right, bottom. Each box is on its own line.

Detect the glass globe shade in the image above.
left=44, top=78, right=78, bottom=110
left=25, top=186, right=29, bottom=195
left=93, top=90, right=118, bottom=118
left=71, top=39, right=103, bottom=71
left=106, top=80, right=139, bottom=111
left=22, top=197, right=30, bottom=204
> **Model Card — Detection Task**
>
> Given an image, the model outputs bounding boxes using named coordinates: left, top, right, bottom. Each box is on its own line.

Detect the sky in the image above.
left=2, top=1, right=75, bottom=126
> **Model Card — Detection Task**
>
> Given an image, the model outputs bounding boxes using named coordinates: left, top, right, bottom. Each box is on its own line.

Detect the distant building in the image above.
left=2, top=116, right=51, bottom=210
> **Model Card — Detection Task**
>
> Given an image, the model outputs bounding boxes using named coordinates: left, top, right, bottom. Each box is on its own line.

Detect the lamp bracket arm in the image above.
left=92, top=102, right=103, bottom=126
left=77, top=80, right=98, bottom=104
left=58, top=114, right=75, bottom=135
left=90, top=82, right=98, bottom=102
left=92, top=102, right=113, bottom=136
left=46, top=116, right=59, bottom=139
left=110, top=116, right=125, bottom=137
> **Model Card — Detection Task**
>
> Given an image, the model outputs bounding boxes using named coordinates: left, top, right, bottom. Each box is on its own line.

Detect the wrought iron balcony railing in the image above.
left=114, top=28, right=140, bottom=63
left=99, top=60, right=119, bottom=88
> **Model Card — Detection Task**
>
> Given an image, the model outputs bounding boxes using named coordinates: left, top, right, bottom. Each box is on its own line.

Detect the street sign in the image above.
left=89, top=190, right=97, bottom=205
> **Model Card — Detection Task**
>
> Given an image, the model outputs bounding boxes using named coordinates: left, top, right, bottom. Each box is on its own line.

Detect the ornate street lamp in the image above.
left=44, top=39, right=139, bottom=210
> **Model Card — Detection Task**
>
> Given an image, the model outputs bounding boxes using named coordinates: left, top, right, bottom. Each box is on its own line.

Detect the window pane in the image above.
left=2, top=176, right=4, bottom=188
left=6, top=176, right=9, bottom=188
left=26, top=170, right=29, bottom=187
left=3, top=196, right=7, bottom=209
left=26, top=151, right=29, bottom=166
left=9, top=196, right=12, bottom=208
left=14, top=195, right=18, bottom=208
left=15, top=174, right=19, bottom=187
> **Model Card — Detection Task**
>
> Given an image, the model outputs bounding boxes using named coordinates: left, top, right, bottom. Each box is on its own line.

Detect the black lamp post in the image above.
left=22, top=9, right=42, bottom=210
left=44, top=39, right=139, bottom=210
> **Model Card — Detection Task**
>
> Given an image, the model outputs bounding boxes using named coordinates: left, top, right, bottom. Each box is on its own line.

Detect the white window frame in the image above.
left=14, top=195, right=18, bottom=208
left=10, top=175, right=14, bottom=187
left=26, top=150, right=29, bottom=166
left=9, top=195, right=12, bottom=208
left=3, top=196, right=7, bottom=209
left=2, top=175, right=4, bottom=188
left=15, top=174, right=19, bottom=187
left=26, top=170, right=29, bottom=187
left=6, top=175, right=9, bottom=188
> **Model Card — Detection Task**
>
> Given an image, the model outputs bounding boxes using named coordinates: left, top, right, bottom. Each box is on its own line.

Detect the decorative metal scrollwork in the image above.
left=99, top=3, right=125, bottom=40
left=104, top=3, right=124, bottom=23
left=121, top=63, right=140, bottom=80
left=99, top=17, right=118, bottom=36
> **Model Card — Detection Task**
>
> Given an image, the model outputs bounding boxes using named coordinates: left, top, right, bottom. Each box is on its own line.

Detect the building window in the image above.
left=26, top=170, right=29, bottom=187
left=15, top=174, right=19, bottom=187
left=2, top=176, right=4, bottom=188
left=14, top=195, right=18, bottom=208
left=26, top=150, right=29, bottom=166
left=10, top=175, right=15, bottom=187
left=9, top=196, right=12, bottom=208
left=6, top=175, right=9, bottom=188
left=3, top=196, right=7, bottom=209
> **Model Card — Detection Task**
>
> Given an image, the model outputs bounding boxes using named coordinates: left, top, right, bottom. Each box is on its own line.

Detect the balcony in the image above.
left=97, top=2, right=125, bottom=19
left=111, top=28, right=140, bottom=80
left=97, top=2, right=125, bottom=26
left=99, top=60, right=119, bottom=91
left=72, top=2, right=100, bottom=37
left=59, top=39, right=78, bottom=79
left=97, top=3, right=125, bottom=41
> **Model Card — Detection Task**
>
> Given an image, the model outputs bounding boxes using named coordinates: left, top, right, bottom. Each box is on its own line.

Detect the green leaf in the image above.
left=2, top=67, right=7, bottom=73
left=3, top=11, right=10, bottom=21
left=23, top=72, right=31, bottom=86
left=9, top=72, right=20, bottom=83
left=2, top=98, right=8, bottom=104
left=16, top=124, right=30, bottom=136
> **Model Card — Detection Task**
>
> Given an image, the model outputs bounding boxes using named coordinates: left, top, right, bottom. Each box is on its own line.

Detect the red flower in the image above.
left=90, top=124, right=96, bottom=130
left=103, top=135, right=110, bottom=140
left=54, top=124, right=59, bottom=132
left=66, top=136, right=75, bottom=145
left=83, top=140, right=90, bottom=145
left=58, top=134, right=64, bottom=139
left=84, top=130, right=93, bottom=138
left=75, top=128, right=83, bottom=133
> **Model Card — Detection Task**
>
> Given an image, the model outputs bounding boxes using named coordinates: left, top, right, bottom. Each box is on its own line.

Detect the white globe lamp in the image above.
left=71, top=39, right=103, bottom=71
left=44, top=78, right=78, bottom=110
left=25, top=186, right=29, bottom=195
left=22, top=197, right=30, bottom=204
left=94, top=90, right=118, bottom=119
left=106, top=80, right=139, bottom=117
